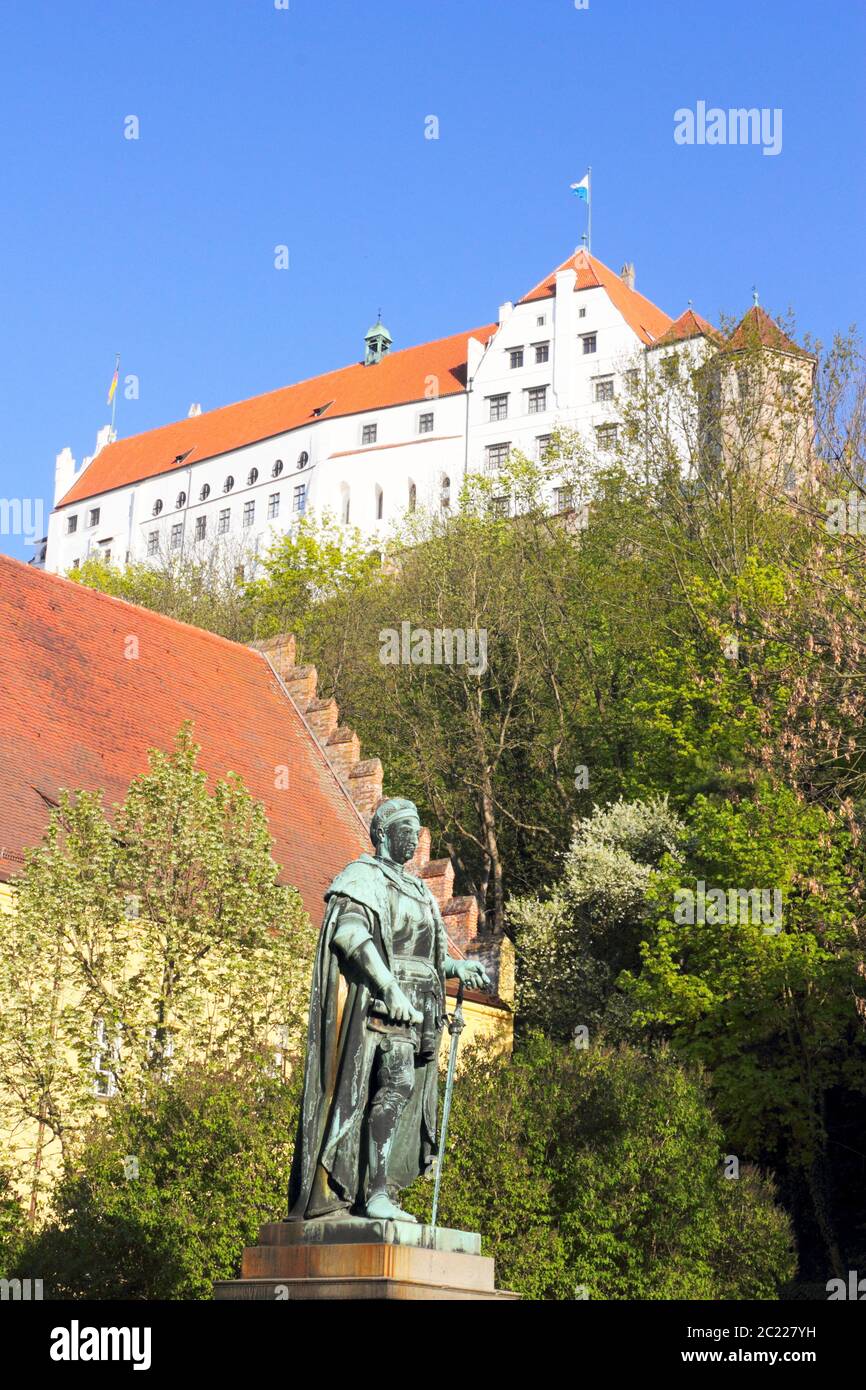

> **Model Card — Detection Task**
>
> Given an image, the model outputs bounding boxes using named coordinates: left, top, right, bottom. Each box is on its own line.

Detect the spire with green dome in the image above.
left=364, top=312, right=392, bottom=366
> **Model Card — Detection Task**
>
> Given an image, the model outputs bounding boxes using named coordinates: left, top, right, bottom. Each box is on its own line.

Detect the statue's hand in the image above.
left=454, top=958, right=492, bottom=992
left=382, top=979, right=424, bottom=1027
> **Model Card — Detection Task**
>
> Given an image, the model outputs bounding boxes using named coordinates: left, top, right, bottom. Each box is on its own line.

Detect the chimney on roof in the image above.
left=620, top=262, right=636, bottom=291
left=188, top=403, right=202, bottom=417
left=498, top=301, right=513, bottom=327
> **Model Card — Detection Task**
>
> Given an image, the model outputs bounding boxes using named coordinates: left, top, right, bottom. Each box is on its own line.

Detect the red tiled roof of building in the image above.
left=518, top=248, right=673, bottom=345
left=58, top=325, right=497, bottom=508
left=725, top=304, right=809, bottom=356
left=0, top=554, right=370, bottom=917
left=652, top=307, right=723, bottom=348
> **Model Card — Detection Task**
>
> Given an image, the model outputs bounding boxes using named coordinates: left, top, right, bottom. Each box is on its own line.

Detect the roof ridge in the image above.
left=0, top=552, right=266, bottom=661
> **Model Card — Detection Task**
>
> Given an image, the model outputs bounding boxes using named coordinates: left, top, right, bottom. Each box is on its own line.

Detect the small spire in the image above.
left=752, top=285, right=759, bottom=307
left=687, top=298, right=693, bottom=309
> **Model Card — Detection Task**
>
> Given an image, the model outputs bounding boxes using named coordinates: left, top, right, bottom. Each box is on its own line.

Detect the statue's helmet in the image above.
left=369, top=797, right=420, bottom=849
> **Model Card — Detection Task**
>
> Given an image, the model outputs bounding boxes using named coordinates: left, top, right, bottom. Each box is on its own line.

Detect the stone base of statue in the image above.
left=213, top=1215, right=519, bottom=1301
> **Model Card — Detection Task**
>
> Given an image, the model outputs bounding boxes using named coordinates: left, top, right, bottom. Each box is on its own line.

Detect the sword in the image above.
left=430, top=978, right=465, bottom=1234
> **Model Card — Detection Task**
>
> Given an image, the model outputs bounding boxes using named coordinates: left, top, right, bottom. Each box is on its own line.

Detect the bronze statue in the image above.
left=288, top=797, right=491, bottom=1223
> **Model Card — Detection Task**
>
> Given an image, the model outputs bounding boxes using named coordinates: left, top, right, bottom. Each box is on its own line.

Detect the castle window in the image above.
left=375, top=485, right=384, bottom=521
left=509, top=348, right=524, bottom=369
left=195, top=516, right=207, bottom=541
left=594, top=376, right=615, bottom=402
left=147, top=531, right=159, bottom=557
left=408, top=481, right=417, bottom=512
left=243, top=501, right=255, bottom=527
left=176, top=491, right=187, bottom=508
left=491, top=495, right=511, bottom=518
left=486, top=443, right=510, bottom=472
left=247, top=468, right=259, bottom=485
left=170, top=523, right=182, bottom=550
left=341, top=487, right=350, bottom=524
left=596, top=424, right=618, bottom=452
left=88, top=508, right=100, bottom=527
left=536, top=315, right=546, bottom=327
left=67, top=515, right=78, bottom=534
left=362, top=423, right=378, bottom=446
left=218, top=508, right=230, bottom=534
left=582, top=333, right=597, bottom=354
left=199, top=483, right=210, bottom=501
left=418, top=412, right=434, bottom=434
left=223, top=476, right=234, bottom=493
left=488, top=394, right=508, bottom=422
left=152, top=499, right=163, bottom=516
left=534, top=342, right=550, bottom=365
left=294, top=484, right=307, bottom=514
left=440, top=475, right=451, bottom=510
left=536, top=435, right=552, bottom=460
left=272, top=459, right=284, bottom=477
left=268, top=493, right=280, bottom=519
left=579, top=306, right=587, bottom=319
left=527, top=386, right=548, bottom=414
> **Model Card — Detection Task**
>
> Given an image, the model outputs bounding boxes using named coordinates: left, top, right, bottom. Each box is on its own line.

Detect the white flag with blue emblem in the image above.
left=570, top=174, right=590, bottom=203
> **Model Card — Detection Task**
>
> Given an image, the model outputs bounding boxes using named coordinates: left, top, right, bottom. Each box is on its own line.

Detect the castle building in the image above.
left=44, top=248, right=811, bottom=577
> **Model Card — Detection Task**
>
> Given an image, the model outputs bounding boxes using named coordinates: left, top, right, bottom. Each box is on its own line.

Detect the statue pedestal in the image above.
left=214, top=1216, right=519, bottom=1301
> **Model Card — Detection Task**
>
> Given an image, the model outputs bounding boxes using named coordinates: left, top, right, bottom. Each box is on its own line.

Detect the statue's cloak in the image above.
left=287, top=853, right=448, bottom=1220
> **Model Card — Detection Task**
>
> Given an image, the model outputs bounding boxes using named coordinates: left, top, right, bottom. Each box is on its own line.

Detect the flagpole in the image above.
left=110, top=353, right=120, bottom=438
left=587, top=166, right=592, bottom=254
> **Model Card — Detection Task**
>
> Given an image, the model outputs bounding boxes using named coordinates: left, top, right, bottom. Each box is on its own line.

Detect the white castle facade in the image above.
left=44, top=248, right=784, bottom=577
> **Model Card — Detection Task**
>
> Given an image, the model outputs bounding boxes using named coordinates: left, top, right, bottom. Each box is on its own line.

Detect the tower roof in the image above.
left=651, top=307, right=723, bottom=348
left=517, top=247, right=673, bottom=345
left=725, top=304, right=810, bottom=356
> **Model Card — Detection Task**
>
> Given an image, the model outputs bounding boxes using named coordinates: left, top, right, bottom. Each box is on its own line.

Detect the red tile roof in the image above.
left=57, top=326, right=496, bottom=508
left=518, top=248, right=673, bottom=345
left=652, top=307, right=723, bottom=348
left=725, top=304, right=810, bottom=356
left=0, top=554, right=370, bottom=917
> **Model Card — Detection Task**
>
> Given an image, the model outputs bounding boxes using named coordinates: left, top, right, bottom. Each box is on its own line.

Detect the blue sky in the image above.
left=1, top=0, right=863, bottom=560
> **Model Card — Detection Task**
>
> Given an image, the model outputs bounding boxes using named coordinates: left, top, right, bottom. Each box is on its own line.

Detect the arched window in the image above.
left=408, top=481, right=417, bottom=513
left=340, top=484, right=350, bottom=525
left=440, top=474, right=451, bottom=510
left=375, top=485, right=384, bottom=521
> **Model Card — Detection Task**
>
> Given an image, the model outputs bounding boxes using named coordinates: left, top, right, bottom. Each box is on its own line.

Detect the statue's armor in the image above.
left=331, top=870, right=445, bottom=1060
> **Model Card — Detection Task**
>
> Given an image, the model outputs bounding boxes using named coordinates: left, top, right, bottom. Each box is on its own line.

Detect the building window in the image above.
left=243, top=501, right=255, bottom=527
left=553, top=486, right=575, bottom=513
left=147, top=531, right=159, bottom=557
left=485, top=442, right=510, bottom=472
left=170, top=523, right=183, bottom=550
left=248, top=468, right=259, bottom=485
left=176, top=491, right=187, bottom=508
left=67, top=515, right=78, bottom=534
left=88, top=508, right=100, bottom=527
left=594, top=376, right=615, bottom=402
left=218, top=508, right=230, bottom=534
left=195, top=516, right=207, bottom=541
left=341, top=487, right=350, bottom=524
left=488, top=394, right=509, bottom=422
left=440, top=475, right=451, bottom=510
left=625, top=368, right=640, bottom=393
left=70, top=558, right=80, bottom=570
left=223, top=475, right=234, bottom=493
left=297, top=451, right=309, bottom=468
left=374, top=486, right=384, bottom=521
left=582, top=334, right=597, bottom=354
left=272, top=459, right=284, bottom=477
left=418, top=411, right=434, bottom=434
left=509, top=347, right=524, bottom=369
left=408, top=481, right=417, bottom=512
left=362, top=423, right=378, bottom=445
left=103, top=549, right=111, bottom=565
left=267, top=493, right=280, bottom=519
left=596, top=424, right=618, bottom=452
left=491, top=495, right=510, bottom=518
left=579, top=306, right=587, bottom=319
left=294, top=484, right=307, bottom=514
left=199, top=483, right=210, bottom=501
left=737, top=368, right=750, bottom=400
left=93, top=1018, right=119, bottom=1098
left=152, top=499, right=163, bottom=516
left=536, top=315, right=546, bottom=327
left=536, top=435, right=553, bottom=460
left=527, top=386, right=548, bottom=414
left=534, top=342, right=550, bottom=365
